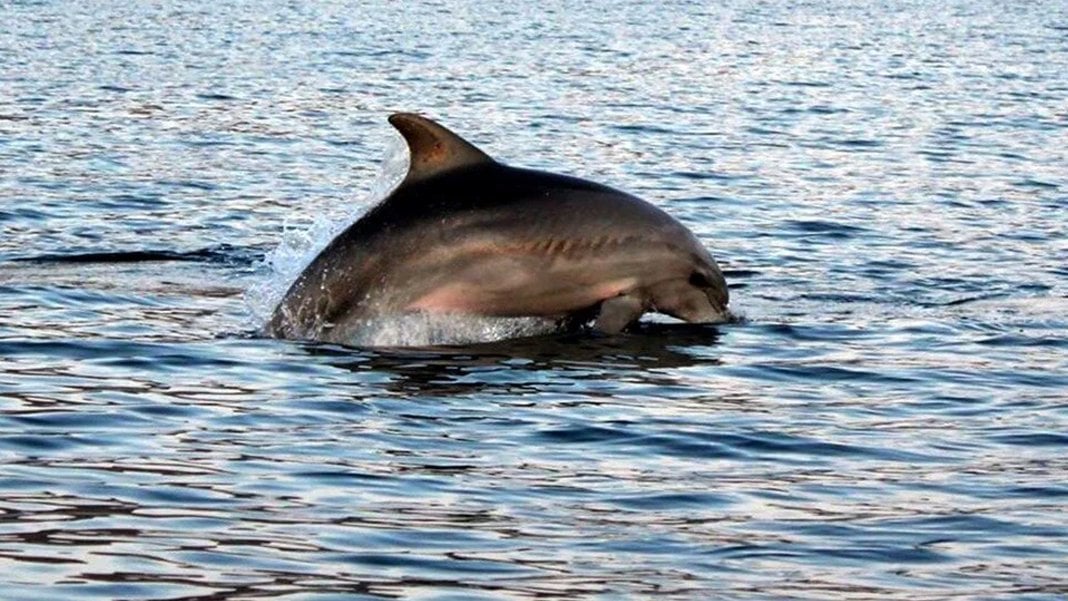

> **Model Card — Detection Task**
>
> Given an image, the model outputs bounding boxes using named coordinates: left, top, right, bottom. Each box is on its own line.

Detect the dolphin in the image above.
left=267, top=113, right=729, bottom=344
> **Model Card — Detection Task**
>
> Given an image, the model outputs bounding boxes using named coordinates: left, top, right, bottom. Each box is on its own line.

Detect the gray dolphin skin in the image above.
left=267, top=113, right=729, bottom=343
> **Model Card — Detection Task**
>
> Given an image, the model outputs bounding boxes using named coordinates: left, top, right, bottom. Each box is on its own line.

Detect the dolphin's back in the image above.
left=355, top=164, right=690, bottom=248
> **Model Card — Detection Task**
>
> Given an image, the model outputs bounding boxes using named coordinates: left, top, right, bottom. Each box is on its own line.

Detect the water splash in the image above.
left=347, top=313, right=559, bottom=347
left=244, top=137, right=408, bottom=328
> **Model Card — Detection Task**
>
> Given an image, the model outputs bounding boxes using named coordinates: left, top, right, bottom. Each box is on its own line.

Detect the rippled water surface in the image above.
left=2, top=1, right=1068, bottom=599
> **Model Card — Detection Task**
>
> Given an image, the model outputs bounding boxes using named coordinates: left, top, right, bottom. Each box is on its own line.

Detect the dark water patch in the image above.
left=324, top=137, right=363, bottom=147
left=990, top=433, right=1068, bottom=447
left=743, top=125, right=790, bottom=138
left=976, top=334, right=1068, bottom=348
left=0, top=284, right=169, bottom=310
left=782, top=220, right=868, bottom=237
left=1007, top=485, right=1068, bottom=498
left=0, top=552, right=85, bottom=565
left=5, top=411, right=152, bottom=430
left=723, top=268, right=760, bottom=279
left=797, top=291, right=881, bottom=304
left=195, top=93, right=239, bottom=102
left=924, top=293, right=1011, bottom=308
left=733, top=362, right=924, bottom=386
left=882, top=513, right=1064, bottom=539
left=995, top=150, right=1029, bottom=161
left=0, top=207, right=50, bottom=221
left=12, top=245, right=264, bottom=267
left=885, top=71, right=927, bottom=81
left=139, top=485, right=238, bottom=506
left=285, top=398, right=374, bottom=418
left=157, top=179, right=220, bottom=191
left=609, top=123, right=679, bottom=136
left=781, top=105, right=845, bottom=115
left=837, top=138, right=883, bottom=148
left=632, top=433, right=741, bottom=460
left=0, top=339, right=246, bottom=371
left=0, top=433, right=102, bottom=452
left=808, top=544, right=950, bottom=565
left=536, top=424, right=632, bottom=444
left=861, top=258, right=918, bottom=276
left=96, top=192, right=165, bottom=209
left=14, top=250, right=196, bottom=264
left=336, top=552, right=525, bottom=575
left=720, top=430, right=935, bottom=462
left=292, top=469, right=393, bottom=485
left=780, top=80, right=831, bottom=88
left=807, top=105, right=849, bottom=114
left=1013, top=178, right=1060, bottom=190
left=672, top=171, right=739, bottom=182
left=183, top=137, right=239, bottom=148
left=538, top=424, right=940, bottom=464
left=127, top=403, right=203, bottom=419
left=759, top=322, right=876, bottom=342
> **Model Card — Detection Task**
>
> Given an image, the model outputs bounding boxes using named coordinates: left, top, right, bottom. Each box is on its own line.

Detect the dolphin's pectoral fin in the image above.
left=593, top=294, right=645, bottom=334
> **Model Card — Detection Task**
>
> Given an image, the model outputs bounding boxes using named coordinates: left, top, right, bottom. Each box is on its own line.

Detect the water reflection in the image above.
left=304, top=323, right=723, bottom=396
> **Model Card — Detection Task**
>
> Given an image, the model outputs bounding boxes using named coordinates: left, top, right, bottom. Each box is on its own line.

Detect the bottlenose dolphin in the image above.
left=267, top=113, right=728, bottom=344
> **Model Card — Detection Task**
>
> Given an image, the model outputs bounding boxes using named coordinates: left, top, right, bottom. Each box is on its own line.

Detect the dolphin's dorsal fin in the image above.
left=388, top=113, right=494, bottom=186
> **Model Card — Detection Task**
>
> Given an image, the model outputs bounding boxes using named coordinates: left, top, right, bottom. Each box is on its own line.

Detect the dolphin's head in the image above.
left=689, top=261, right=730, bottom=317
left=648, top=246, right=730, bottom=325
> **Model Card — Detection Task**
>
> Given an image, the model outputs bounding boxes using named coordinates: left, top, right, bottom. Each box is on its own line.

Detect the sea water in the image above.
left=1, top=1, right=1066, bottom=599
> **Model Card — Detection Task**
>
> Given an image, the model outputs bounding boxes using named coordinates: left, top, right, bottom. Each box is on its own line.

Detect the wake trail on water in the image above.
left=11, top=246, right=261, bottom=266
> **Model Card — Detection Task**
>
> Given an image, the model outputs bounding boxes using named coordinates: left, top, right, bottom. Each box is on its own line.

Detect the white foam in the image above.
left=245, top=137, right=408, bottom=330
left=346, top=313, right=559, bottom=348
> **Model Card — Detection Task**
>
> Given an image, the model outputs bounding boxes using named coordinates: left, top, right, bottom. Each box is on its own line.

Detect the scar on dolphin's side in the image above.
left=267, top=113, right=729, bottom=344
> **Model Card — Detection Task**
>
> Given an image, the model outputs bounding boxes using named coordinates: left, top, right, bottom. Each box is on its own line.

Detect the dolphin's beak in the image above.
left=708, top=269, right=729, bottom=311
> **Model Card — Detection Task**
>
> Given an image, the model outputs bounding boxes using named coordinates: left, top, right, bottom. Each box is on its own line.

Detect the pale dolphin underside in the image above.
left=267, top=113, right=729, bottom=344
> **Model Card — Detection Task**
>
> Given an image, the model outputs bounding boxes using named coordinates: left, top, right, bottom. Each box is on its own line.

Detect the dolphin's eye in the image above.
left=688, top=271, right=712, bottom=288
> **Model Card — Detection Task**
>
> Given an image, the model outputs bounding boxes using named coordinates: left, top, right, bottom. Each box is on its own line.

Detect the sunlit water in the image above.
left=2, top=1, right=1067, bottom=599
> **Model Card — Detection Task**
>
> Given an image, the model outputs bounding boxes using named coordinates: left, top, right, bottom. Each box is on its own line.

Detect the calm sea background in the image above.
left=2, top=1, right=1067, bottom=599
